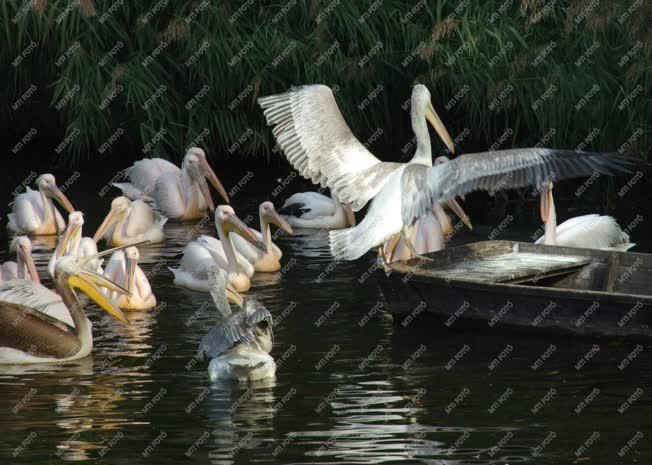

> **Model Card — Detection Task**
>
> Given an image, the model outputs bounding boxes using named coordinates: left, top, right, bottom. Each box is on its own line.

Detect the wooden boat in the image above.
left=377, top=241, right=652, bottom=338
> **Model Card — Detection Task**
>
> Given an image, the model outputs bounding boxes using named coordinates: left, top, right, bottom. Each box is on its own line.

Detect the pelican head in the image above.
left=260, top=201, right=293, bottom=235
left=411, top=85, right=455, bottom=154
left=10, top=236, right=39, bottom=283
left=93, top=196, right=131, bottom=242
left=54, top=255, right=130, bottom=324
left=216, top=205, right=267, bottom=253
left=36, top=173, right=76, bottom=214
left=540, top=181, right=554, bottom=223
left=183, top=147, right=230, bottom=211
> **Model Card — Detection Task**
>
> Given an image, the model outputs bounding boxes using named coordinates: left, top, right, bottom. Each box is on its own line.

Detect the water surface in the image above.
left=0, top=176, right=650, bottom=465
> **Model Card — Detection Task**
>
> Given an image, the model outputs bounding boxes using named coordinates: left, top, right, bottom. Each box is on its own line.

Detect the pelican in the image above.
left=8, top=173, right=76, bottom=235
left=0, top=237, right=40, bottom=284
left=198, top=268, right=275, bottom=382
left=113, top=147, right=229, bottom=220
left=383, top=156, right=472, bottom=263
left=103, top=246, right=156, bottom=310
left=259, top=84, right=631, bottom=261
left=278, top=192, right=356, bottom=229
left=0, top=254, right=130, bottom=364
left=169, top=206, right=266, bottom=292
left=48, top=212, right=102, bottom=278
left=231, top=201, right=293, bottom=272
left=94, top=196, right=167, bottom=246
left=535, top=181, right=635, bottom=251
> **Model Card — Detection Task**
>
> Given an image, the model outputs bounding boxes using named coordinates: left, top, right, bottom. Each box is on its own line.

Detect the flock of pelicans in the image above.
left=0, top=83, right=637, bottom=382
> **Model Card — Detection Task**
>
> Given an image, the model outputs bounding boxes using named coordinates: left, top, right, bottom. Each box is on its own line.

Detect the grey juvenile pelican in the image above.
left=259, top=84, right=632, bottom=261
left=0, top=253, right=130, bottom=364
left=198, top=268, right=275, bottom=382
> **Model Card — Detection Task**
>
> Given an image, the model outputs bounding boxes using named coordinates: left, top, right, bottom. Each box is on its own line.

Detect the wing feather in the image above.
left=403, top=149, right=631, bottom=224
left=259, top=85, right=399, bottom=210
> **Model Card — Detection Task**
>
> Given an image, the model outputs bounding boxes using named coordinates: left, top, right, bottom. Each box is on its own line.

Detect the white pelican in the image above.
left=231, top=201, right=293, bottom=272
left=198, top=268, right=275, bottom=382
left=278, top=192, right=356, bottom=229
left=8, top=173, right=76, bottom=235
left=48, top=212, right=102, bottom=278
left=0, top=254, right=130, bottom=364
left=113, top=147, right=229, bottom=220
left=169, top=206, right=266, bottom=292
left=103, top=246, right=156, bottom=310
left=0, top=237, right=40, bottom=284
left=535, top=181, right=635, bottom=251
left=259, top=84, right=631, bottom=261
left=94, top=196, right=167, bottom=246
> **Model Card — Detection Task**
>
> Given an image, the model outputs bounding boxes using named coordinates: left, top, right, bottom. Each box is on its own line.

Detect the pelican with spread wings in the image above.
left=198, top=268, right=275, bottom=382
left=259, top=84, right=631, bottom=261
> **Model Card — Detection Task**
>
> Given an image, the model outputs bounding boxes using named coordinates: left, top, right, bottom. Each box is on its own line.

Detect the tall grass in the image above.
left=1, top=0, right=650, bottom=163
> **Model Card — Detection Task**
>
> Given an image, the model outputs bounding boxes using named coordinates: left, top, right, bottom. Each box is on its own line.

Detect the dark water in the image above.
left=0, top=174, right=651, bottom=465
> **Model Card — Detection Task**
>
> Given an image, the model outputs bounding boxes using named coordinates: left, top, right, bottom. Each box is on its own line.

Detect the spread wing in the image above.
left=198, top=312, right=256, bottom=360
left=402, top=148, right=632, bottom=225
left=258, top=85, right=401, bottom=210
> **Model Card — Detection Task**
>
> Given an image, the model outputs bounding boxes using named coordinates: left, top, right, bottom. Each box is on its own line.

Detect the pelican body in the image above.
left=198, top=268, right=275, bottom=382
left=0, top=255, right=130, bottom=364
left=94, top=197, right=167, bottom=246
left=169, top=206, right=267, bottom=292
left=259, top=84, right=632, bottom=262
left=8, top=174, right=76, bottom=235
left=0, top=237, right=40, bottom=284
left=103, top=247, right=156, bottom=310
left=231, top=201, right=293, bottom=272
left=113, top=147, right=229, bottom=220
left=536, top=181, right=635, bottom=251
left=279, top=192, right=356, bottom=229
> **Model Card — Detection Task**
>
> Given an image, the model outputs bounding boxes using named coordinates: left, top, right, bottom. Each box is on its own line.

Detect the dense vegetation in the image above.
left=1, top=0, right=650, bottom=163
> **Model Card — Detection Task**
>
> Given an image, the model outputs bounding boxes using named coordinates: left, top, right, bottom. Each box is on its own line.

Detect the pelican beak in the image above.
left=55, top=219, right=82, bottom=259
left=343, top=203, right=356, bottom=227
left=540, top=182, right=551, bottom=223
left=200, top=156, right=230, bottom=204
left=18, top=246, right=40, bottom=285
left=434, top=204, right=453, bottom=236
left=93, top=207, right=119, bottom=243
left=265, top=207, right=293, bottom=235
left=225, top=282, right=244, bottom=308
left=68, top=269, right=130, bottom=324
left=223, top=214, right=267, bottom=253
left=426, top=102, right=455, bottom=154
left=384, top=233, right=401, bottom=263
left=197, top=173, right=215, bottom=212
left=52, top=186, right=76, bottom=214
left=447, top=198, right=472, bottom=230
left=125, top=254, right=137, bottom=294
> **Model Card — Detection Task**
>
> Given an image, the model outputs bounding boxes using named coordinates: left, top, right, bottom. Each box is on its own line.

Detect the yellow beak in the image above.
left=68, top=269, right=130, bottom=324
left=425, top=102, right=455, bottom=154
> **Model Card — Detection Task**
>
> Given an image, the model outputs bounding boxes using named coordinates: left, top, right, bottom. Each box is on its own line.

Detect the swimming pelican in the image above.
left=8, top=174, right=76, bottom=235
left=169, top=206, right=266, bottom=292
left=0, top=254, right=130, bottom=364
left=48, top=212, right=102, bottom=278
left=198, top=268, right=275, bottom=382
left=113, top=147, right=229, bottom=220
left=231, top=201, right=293, bottom=272
left=535, top=181, right=635, bottom=251
left=279, top=192, right=356, bottom=229
left=0, top=237, right=40, bottom=284
left=259, top=84, right=631, bottom=261
left=103, top=246, right=156, bottom=310
left=94, top=197, right=167, bottom=246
